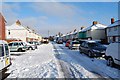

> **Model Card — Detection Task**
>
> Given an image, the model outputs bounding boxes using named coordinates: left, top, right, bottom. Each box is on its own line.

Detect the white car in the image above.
left=23, top=42, right=35, bottom=50
left=8, top=41, right=27, bottom=52
left=0, top=40, right=11, bottom=75
left=105, top=42, right=120, bottom=67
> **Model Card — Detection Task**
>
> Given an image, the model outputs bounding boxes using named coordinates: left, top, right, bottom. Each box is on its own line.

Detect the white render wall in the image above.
left=6, top=29, right=27, bottom=42
left=87, top=29, right=106, bottom=40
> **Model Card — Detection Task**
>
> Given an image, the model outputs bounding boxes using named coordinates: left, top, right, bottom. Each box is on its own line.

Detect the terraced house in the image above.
left=106, top=18, right=120, bottom=43
left=78, top=21, right=107, bottom=43
left=6, top=20, right=42, bottom=42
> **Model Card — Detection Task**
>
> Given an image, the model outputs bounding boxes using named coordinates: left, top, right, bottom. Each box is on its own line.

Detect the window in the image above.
left=114, top=27, right=117, bottom=31
left=5, top=44, right=9, bottom=55
left=81, top=42, right=85, bottom=47
left=0, top=44, right=4, bottom=57
left=9, top=43, right=13, bottom=46
left=8, top=30, right=10, bottom=35
left=14, top=43, right=19, bottom=46
left=108, top=28, right=111, bottom=32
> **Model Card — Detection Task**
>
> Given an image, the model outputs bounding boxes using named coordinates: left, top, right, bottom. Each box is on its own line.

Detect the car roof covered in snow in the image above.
left=81, top=23, right=107, bottom=32
left=0, top=40, right=8, bottom=44
left=107, top=20, right=120, bottom=28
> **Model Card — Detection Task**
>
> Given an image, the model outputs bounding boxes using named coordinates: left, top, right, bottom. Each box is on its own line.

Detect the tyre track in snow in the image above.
left=53, top=43, right=96, bottom=78
left=58, top=44, right=118, bottom=79
left=52, top=43, right=73, bottom=78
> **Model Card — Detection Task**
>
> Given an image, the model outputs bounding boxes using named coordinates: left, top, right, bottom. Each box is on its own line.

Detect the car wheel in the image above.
left=107, top=57, right=114, bottom=67
left=88, top=51, right=93, bottom=58
left=29, top=47, right=33, bottom=50
left=79, top=49, right=83, bottom=54
left=18, top=48, right=22, bottom=52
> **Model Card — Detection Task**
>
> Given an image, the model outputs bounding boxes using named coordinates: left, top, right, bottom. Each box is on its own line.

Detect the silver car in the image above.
left=8, top=41, right=27, bottom=52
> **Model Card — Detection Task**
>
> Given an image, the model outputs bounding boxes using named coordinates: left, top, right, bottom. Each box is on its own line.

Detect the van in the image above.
left=105, top=42, right=120, bottom=67
left=0, top=40, right=11, bottom=74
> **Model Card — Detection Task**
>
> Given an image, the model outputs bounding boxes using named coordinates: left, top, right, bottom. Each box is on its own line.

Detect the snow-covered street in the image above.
left=6, top=42, right=120, bottom=78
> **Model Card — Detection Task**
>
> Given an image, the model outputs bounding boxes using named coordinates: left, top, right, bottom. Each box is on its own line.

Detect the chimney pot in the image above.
left=111, top=18, right=114, bottom=24
left=93, top=21, right=98, bottom=25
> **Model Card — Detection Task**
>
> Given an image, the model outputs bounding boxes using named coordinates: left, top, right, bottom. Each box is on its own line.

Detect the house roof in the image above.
left=81, top=23, right=107, bottom=32
left=107, top=20, right=120, bottom=28
left=6, top=22, right=26, bottom=30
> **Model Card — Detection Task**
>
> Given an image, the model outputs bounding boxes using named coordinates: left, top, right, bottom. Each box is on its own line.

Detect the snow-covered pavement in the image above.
left=6, top=42, right=120, bottom=78
left=7, top=43, right=59, bottom=78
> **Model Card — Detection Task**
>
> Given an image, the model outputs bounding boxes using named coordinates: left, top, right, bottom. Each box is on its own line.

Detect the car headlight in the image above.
left=92, top=49, right=100, bottom=52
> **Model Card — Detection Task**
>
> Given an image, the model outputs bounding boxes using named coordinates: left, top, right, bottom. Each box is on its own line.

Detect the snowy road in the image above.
left=6, top=42, right=120, bottom=78
left=53, top=42, right=120, bottom=78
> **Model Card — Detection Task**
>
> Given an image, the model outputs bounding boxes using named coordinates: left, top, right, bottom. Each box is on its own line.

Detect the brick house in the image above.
left=0, top=13, right=6, bottom=40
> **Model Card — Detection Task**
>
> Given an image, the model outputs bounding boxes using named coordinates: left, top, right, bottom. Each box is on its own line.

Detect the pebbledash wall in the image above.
left=0, top=13, right=6, bottom=40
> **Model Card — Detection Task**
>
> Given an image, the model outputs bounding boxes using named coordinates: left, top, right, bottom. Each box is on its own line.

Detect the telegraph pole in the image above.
left=48, top=30, right=49, bottom=37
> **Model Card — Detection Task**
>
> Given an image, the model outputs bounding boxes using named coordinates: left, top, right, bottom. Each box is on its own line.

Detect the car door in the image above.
left=0, top=44, right=4, bottom=70
left=84, top=43, right=89, bottom=54
left=80, top=42, right=85, bottom=52
left=12, top=43, right=19, bottom=51
left=8, top=43, right=14, bottom=51
left=4, top=44, right=11, bottom=67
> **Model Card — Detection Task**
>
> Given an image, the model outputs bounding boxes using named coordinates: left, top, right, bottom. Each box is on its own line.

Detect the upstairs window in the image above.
left=108, top=28, right=111, bottom=32
left=8, top=30, right=10, bottom=35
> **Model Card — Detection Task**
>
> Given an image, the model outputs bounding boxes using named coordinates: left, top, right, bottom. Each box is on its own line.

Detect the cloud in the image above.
left=1, top=2, right=21, bottom=25
left=31, top=2, right=77, bottom=18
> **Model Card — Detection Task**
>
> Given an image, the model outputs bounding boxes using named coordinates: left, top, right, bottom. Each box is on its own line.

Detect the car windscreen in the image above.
left=5, top=44, right=9, bottom=55
left=0, top=44, right=4, bottom=57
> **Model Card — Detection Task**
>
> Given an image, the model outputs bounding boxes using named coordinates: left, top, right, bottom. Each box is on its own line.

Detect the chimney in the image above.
left=81, top=26, right=85, bottom=30
left=93, top=21, right=98, bottom=25
left=16, top=20, right=21, bottom=25
left=111, top=18, right=114, bottom=24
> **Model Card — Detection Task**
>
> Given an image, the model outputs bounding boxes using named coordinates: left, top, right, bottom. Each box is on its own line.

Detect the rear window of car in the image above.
left=0, top=44, right=4, bottom=57
left=88, top=42, right=101, bottom=47
left=72, top=42, right=79, bottom=44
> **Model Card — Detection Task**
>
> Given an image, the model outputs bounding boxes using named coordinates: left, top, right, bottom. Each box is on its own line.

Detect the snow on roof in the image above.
left=6, top=22, right=26, bottom=30
left=108, top=20, right=120, bottom=28
left=81, top=23, right=107, bottom=32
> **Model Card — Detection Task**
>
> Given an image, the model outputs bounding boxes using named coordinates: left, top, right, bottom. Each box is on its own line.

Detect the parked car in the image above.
left=0, top=40, right=12, bottom=75
left=57, top=39, right=63, bottom=44
left=79, top=40, right=106, bottom=58
left=23, top=42, right=35, bottom=50
left=8, top=41, right=27, bottom=52
left=28, top=41, right=37, bottom=49
left=65, top=40, right=71, bottom=47
left=68, top=41, right=80, bottom=50
left=105, top=42, right=120, bottom=67
left=42, top=38, right=49, bottom=44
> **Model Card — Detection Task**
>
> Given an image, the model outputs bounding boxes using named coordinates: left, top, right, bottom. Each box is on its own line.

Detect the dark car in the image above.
left=79, top=40, right=106, bottom=58
left=57, top=39, right=63, bottom=44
